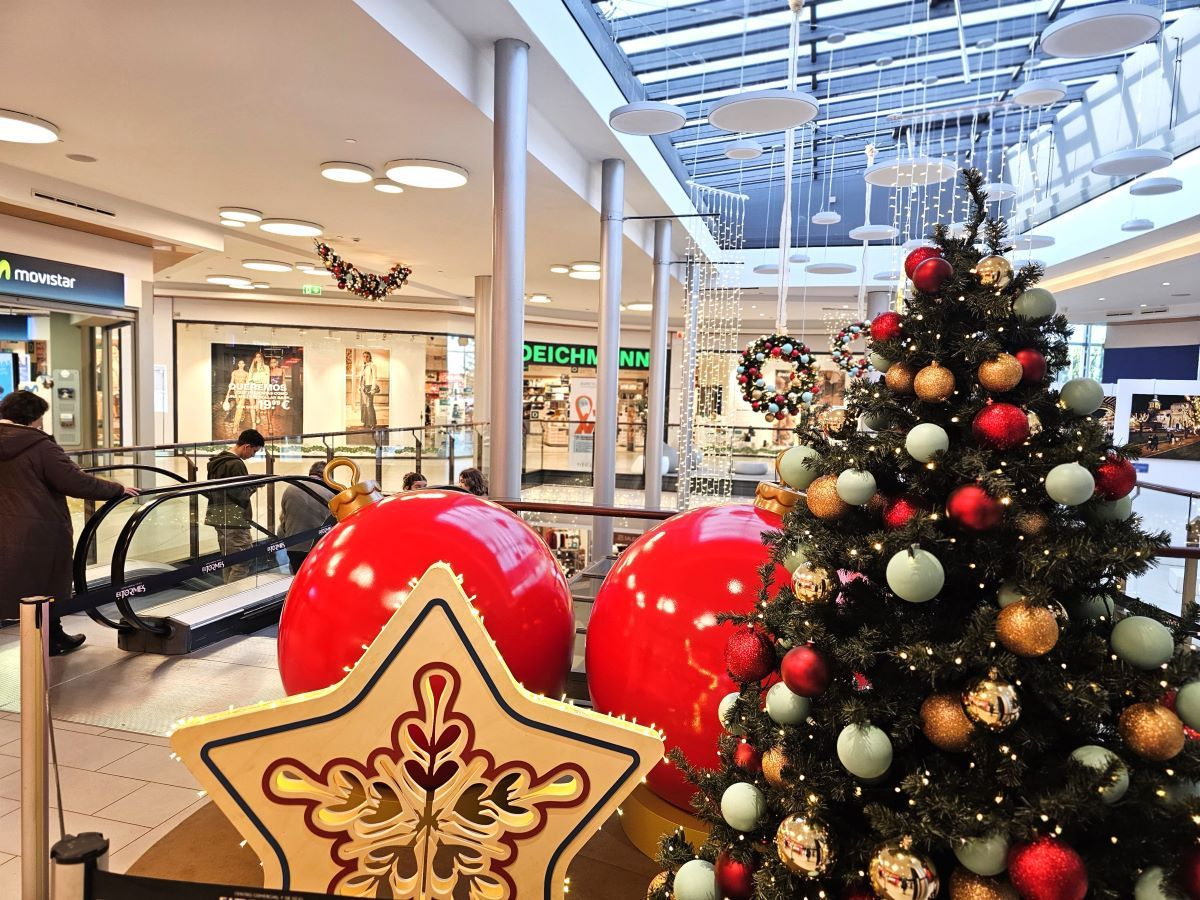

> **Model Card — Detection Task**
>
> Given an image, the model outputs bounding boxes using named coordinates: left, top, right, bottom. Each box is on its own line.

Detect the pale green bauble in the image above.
left=1070, top=745, right=1129, bottom=804
left=1176, top=682, right=1200, bottom=731
left=1045, top=462, right=1095, bottom=505
left=869, top=351, right=893, bottom=372
left=1111, top=615, right=1175, bottom=670
left=779, top=444, right=822, bottom=490
left=886, top=547, right=944, bottom=603
left=997, top=581, right=1027, bottom=608
left=720, top=782, right=766, bottom=832
left=1134, top=867, right=1170, bottom=900
left=766, top=681, right=812, bottom=725
left=836, top=469, right=877, bottom=505
left=782, top=546, right=810, bottom=574
left=836, top=723, right=893, bottom=779
left=1013, top=286, right=1057, bottom=321
left=905, top=422, right=950, bottom=462
left=1067, top=593, right=1115, bottom=623
left=718, top=691, right=745, bottom=735
left=1060, top=377, right=1105, bottom=416
left=953, top=832, right=1009, bottom=876
left=672, top=859, right=718, bottom=900
left=859, top=410, right=890, bottom=432
left=1093, top=494, right=1135, bottom=522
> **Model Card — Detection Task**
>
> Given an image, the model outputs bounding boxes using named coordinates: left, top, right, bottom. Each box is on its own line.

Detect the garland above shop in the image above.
left=315, top=241, right=412, bottom=301
left=736, top=334, right=818, bottom=421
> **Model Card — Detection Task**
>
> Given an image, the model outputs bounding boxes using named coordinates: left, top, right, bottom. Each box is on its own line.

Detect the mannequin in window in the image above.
left=358, top=351, right=379, bottom=430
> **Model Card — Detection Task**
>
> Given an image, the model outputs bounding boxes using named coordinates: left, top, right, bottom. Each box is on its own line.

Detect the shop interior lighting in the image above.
left=568, top=270, right=602, bottom=281
left=0, top=109, right=59, bottom=143
left=626, top=302, right=653, bottom=312
left=207, top=275, right=254, bottom=287
left=260, top=218, right=323, bottom=237
left=372, top=178, right=404, bottom=194
left=251, top=282, right=270, bottom=289
left=242, top=259, right=293, bottom=272
left=383, top=159, right=468, bottom=189
left=320, top=161, right=374, bottom=183
left=527, top=293, right=552, bottom=304
left=570, top=261, right=601, bottom=272
left=219, top=219, right=246, bottom=228
left=550, top=264, right=571, bottom=274
left=218, top=207, right=263, bottom=223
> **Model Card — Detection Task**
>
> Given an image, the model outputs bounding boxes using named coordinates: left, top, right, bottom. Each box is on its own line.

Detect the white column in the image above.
left=644, top=219, right=671, bottom=510
left=867, top=289, right=892, bottom=320
left=592, top=158, right=624, bottom=558
left=473, top=275, right=492, bottom=423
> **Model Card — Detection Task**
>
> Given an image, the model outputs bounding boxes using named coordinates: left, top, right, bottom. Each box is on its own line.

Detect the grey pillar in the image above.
left=592, top=158, right=624, bottom=558
left=136, top=286, right=156, bottom=489
left=490, top=39, right=528, bottom=501
left=867, top=289, right=892, bottom=320
left=644, top=219, right=671, bottom=510
left=677, top=262, right=700, bottom=510
left=473, top=276, right=492, bottom=423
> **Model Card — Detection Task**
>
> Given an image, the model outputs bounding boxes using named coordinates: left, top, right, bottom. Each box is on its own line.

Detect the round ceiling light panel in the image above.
left=1010, top=233, right=1056, bottom=250
left=219, top=207, right=263, bottom=223
left=251, top=282, right=270, bottom=289
left=752, top=263, right=780, bottom=275
left=526, top=294, right=552, bottom=304
left=707, top=88, right=819, bottom=133
left=219, top=219, right=246, bottom=228
left=608, top=101, right=687, bottom=136
left=372, top=178, right=404, bottom=194
left=242, top=259, right=293, bottom=272
left=570, top=261, right=601, bottom=272
left=1129, top=176, right=1183, bottom=196
left=873, top=270, right=901, bottom=282
left=805, top=262, right=857, bottom=275
left=812, top=210, right=841, bottom=226
left=984, top=182, right=1017, bottom=201
left=865, top=155, right=956, bottom=187
left=568, top=270, right=601, bottom=281
left=626, top=302, right=654, bottom=312
left=1120, top=217, right=1154, bottom=232
left=788, top=252, right=810, bottom=264
left=0, top=109, right=59, bottom=143
left=1012, top=78, right=1068, bottom=106
left=260, top=219, right=323, bottom=237
left=384, top=159, right=469, bottom=189
left=1091, top=147, right=1173, bottom=177
left=1040, top=3, right=1161, bottom=59
left=848, top=223, right=899, bottom=241
left=320, top=161, right=373, bottom=183
left=550, top=264, right=571, bottom=274
left=725, top=139, right=764, bottom=161
left=207, top=275, right=253, bottom=287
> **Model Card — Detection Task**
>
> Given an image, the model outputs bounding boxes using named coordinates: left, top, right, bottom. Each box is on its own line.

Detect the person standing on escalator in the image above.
left=204, top=429, right=265, bottom=584
left=0, top=390, right=138, bottom=656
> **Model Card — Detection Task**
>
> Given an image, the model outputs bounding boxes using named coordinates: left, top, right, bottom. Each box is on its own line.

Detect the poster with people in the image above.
left=1125, top=393, right=1200, bottom=460
left=211, top=344, right=303, bottom=440
left=345, top=348, right=390, bottom=430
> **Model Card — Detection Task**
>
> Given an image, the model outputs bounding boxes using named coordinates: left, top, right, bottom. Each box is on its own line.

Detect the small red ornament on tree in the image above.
left=947, top=484, right=1003, bottom=531
left=1161, top=689, right=1200, bottom=741
left=871, top=310, right=904, bottom=342
left=842, top=886, right=875, bottom=900
left=882, top=493, right=926, bottom=530
left=1014, top=347, right=1048, bottom=383
left=781, top=645, right=831, bottom=697
left=725, top=629, right=775, bottom=682
left=1008, top=836, right=1088, bottom=900
left=1094, top=452, right=1136, bottom=501
left=904, top=245, right=944, bottom=279
left=972, top=401, right=1031, bottom=450
left=715, top=851, right=756, bottom=900
left=733, top=741, right=763, bottom=773
left=1179, top=845, right=1200, bottom=899
left=912, top=256, right=954, bottom=294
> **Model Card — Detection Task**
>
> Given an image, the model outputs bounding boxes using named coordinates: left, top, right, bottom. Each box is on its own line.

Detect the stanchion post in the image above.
left=51, top=834, right=108, bottom=900
left=20, top=596, right=51, bottom=900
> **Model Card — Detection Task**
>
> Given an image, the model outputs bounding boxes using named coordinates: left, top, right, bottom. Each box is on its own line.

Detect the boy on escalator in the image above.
left=204, top=429, right=265, bottom=584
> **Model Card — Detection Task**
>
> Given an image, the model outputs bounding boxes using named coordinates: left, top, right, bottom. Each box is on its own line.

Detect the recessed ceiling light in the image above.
left=242, top=259, right=293, bottom=272
left=1163, top=282, right=1171, bottom=286
left=251, top=282, right=270, bottom=289
left=568, top=270, right=602, bottom=281
left=527, top=293, right=552, bottom=304
left=627, top=302, right=653, bottom=312
left=344, top=138, right=357, bottom=144
left=383, top=159, right=468, bottom=189
left=550, top=264, right=571, bottom=274
left=372, top=178, right=404, bottom=194
left=66, top=153, right=96, bottom=163
left=219, top=219, right=246, bottom=228
left=571, top=261, right=601, bottom=272
left=0, top=109, right=59, bottom=143
left=207, top=275, right=253, bottom=287
left=219, top=207, right=262, bottom=223
left=260, top=218, right=323, bottom=237
left=1098, top=297, right=1106, bottom=302
left=320, top=161, right=374, bottom=183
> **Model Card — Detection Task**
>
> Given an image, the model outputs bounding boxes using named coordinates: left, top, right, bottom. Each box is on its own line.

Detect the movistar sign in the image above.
left=0, top=250, right=124, bottom=307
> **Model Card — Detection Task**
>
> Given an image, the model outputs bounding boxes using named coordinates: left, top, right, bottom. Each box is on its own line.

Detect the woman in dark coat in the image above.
left=0, top=391, right=135, bottom=655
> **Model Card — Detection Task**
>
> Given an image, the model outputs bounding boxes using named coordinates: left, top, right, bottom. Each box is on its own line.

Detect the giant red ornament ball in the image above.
left=715, top=851, right=757, bottom=900
left=882, top=493, right=926, bottom=530
left=586, top=502, right=790, bottom=810
left=904, top=245, right=944, bottom=279
left=726, top=629, right=775, bottom=682
left=1007, top=836, right=1088, bottom=900
left=947, top=484, right=1003, bottom=531
left=871, top=310, right=904, bottom=342
left=1014, top=347, right=1048, bottom=383
left=972, top=402, right=1031, bottom=450
left=278, top=490, right=574, bottom=697
left=734, top=741, right=763, bottom=773
left=1094, top=453, right=1136, bottom=501
left=912, top=256, right=955, bottom=294
left=781, top=645, right=832, bottom=697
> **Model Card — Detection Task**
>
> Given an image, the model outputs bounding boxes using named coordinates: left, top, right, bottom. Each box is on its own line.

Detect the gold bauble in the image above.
left=949, top=868, right=1018, bottom=900
left=1120, top=702, right=1185, bottom=762
left=975, top=255, right=1013, bottom=289
left=962, top=673, right=1021, bottom=731
left=776, top=814, right=834, bottom=876
left=996, top=600, right=1060, bottom=658
left=914, top=362, right=956, bottom=403
left=920, top=693, right=976, bottom=752
left=793, top=563, right=833, bottom=603
left=647, top=872, right=668, bottom=896
left=1015, top=510, right=1049, bottom=536
left=763, top=746, right=788, bottom=787
left=869, top=839, right=941, bottom=900
left=977, top=354, right=1023, bottom=393
left=885, top=362, right=918, bottom=395
left=806, top=474, right=851, bottom=520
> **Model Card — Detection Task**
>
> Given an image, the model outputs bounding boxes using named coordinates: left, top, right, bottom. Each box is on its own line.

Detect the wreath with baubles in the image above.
left=315, top=241, right=413, bottom=301
left=830, top=320, right=873, bottom=377
left=736, top=334, right=819, bottom=421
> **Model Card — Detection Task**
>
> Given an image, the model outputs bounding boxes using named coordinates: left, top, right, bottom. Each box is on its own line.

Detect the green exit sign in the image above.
left=301, top=284, right=323, bottom=296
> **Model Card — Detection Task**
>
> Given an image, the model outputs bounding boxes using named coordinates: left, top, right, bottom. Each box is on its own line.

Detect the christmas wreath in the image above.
left=830, top=320, right=873, bottom=377
left=315, top=241, right=412, bottom=301
left=736, top=334, right=819, bottom=421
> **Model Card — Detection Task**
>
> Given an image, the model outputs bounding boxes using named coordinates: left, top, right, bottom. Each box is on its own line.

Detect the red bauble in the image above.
left=972, top=402, right=1030, bottom=450
left=904, top=245, right=943, bottom=279
left=947, top=484, right=1003, bottom=531
left=912, top=256, right=954, bottom=294
left=278, top=491, right=573, bottom=697
left=715, top=851, right=756, bottom=900
left=726, top=629, right=775, bottom=682
left=780, top=645, right=831, bottom=697
left=1014, top=347, right=1048, bottom=383
left=587, top=504, right=790, bottom=810
left=882, top=493, right=926, bottom=530
left=1161, top=690, right=1200, bottom=741
left=1180, top=846, right=1200, bottom=899
left=1008, top=837, right=1088, bottom=900
left=733, top=741, right=763, bottom=773
left=843, top=887, right=875, bottom=900
left=871, top=311, right=904, bottom=342
left=1094, top=453, right=1136, bottom=501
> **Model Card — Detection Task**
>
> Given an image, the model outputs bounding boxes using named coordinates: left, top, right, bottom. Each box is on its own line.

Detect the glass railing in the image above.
left=1128, top=482, right=1200, bottom=621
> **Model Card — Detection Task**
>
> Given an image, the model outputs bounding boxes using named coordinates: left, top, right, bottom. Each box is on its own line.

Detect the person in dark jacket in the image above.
left=0, top=391, right=136, bottom=655
left=204, top=429, right=265, bottom=583
left=279, top=461, right=335, bottom=574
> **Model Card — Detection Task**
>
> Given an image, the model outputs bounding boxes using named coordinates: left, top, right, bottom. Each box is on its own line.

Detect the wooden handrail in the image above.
left=1139, top=481, right=1200, bottom=500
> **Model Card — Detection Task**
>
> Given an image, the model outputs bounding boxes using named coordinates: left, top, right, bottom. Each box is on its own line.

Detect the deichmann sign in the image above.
left=0, top=250, right=125, bottom=307
left=523, top=340, right=650, bottom=371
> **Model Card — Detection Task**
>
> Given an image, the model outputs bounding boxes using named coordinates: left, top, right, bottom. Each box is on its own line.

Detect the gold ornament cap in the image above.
left=755, top=481, right=803, bottom=517
left=323, top=457, right=385, bottom=521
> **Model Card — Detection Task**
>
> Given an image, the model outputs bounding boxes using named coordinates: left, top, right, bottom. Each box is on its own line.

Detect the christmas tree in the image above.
left=651, top=170, right=1200, bottom=900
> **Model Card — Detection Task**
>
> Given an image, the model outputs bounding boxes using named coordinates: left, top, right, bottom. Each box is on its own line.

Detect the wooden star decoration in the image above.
left=171, top=563, right=663, bottom=899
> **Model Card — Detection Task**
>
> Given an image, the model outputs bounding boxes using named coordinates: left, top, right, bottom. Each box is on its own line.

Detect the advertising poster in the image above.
left=1125, top=393, right=1200, bottom=460
left=211, top=344, right=303, bottom=440
left=345, top=348, right=390, bottom=430
left=0, top=353, right=14, bottom=400
left=567, top=375, right=597, bottom=472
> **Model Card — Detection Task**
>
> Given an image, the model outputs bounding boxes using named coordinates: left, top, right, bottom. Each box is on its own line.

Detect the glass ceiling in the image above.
left=577, top=0, right=1193, bottom=249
